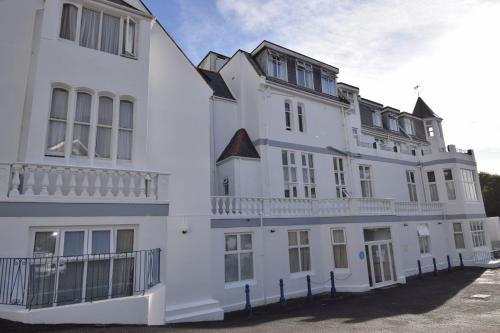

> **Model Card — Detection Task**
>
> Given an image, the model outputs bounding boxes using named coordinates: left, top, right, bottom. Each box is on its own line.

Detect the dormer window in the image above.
left=372, top=111, right=382, bottom=127
left=267, top=51, right=286, bottom=80
left=321, top=70, right=336, bottom=95
left=388, top=116, right=398, bottom=131
left=403, top=118, right=414, bottom=135
left=296, top=61, right=313, bottom=89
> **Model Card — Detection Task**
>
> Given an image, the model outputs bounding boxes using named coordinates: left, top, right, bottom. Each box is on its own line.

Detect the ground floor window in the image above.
left=224, top=233, right=253, bottom=283
left=452, top=223, right=465, bottom=249
left=417, top=224, right=431, bottom=255
left=331, top=228, right=348, bottom=269
left=470, top=221, right=486, bottom=248
left=288, top=230, right=311, bottom=273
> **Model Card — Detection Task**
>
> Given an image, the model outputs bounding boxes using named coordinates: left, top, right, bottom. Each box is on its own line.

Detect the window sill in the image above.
left=121, top=53, right=138, bottom=60
left=290, top=271, right=313, bottom=279
left=225, top=279, right=256, bottom=289
left=420, top=253, right=432, bottom=258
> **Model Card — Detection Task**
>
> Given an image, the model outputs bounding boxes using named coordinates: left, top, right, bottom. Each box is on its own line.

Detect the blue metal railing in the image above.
left=0, top=248, right=160, bottom=309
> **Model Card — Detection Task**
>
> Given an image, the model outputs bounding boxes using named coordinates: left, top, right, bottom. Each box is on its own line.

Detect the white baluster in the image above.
left=39, top=166, right=50, bottom=196
left=149, top=173, right=157, bottom=199
left=80, top=169, right=90, bottom=197
left=104, top=171, right=114, bottom=198
left=138, top=172, right=146, bottom=198
left=23, top=165, right=35, bottom=196
left=94, top=170, right=103, bottom=197
left=67, top=168, right=77, bottom=197
left=8, top=164, right=22, bottom=196
left=126, top=172, right=135, bottom=197
left=117, top=171, right=126, bottom=198
left=54, top=167, right=64, bottom=197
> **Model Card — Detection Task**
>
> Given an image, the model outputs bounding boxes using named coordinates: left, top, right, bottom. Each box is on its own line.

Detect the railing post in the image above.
left=279, top=279, right=285, bottom=306
left=459, top=253, right=464, bottom=268
left=330, top=271, right=336, bottom=298
left=447, top=255, right=452, bottom=273
left=306, top=275, right=312, bottom=302
left=245, top=284, right=251, bottom=312
left=433, top=257, right=438, bottom=276
left=417, top=259, right=422, bottom=279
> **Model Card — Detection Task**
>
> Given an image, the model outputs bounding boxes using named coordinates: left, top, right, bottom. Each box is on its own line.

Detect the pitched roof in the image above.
left=217, top=129, right=260, bottom=163
left=412, top=97, right=439, bottom=118
left=108, top=0, right=139, bottom=11
left=197, top=69, right=235, bottom=100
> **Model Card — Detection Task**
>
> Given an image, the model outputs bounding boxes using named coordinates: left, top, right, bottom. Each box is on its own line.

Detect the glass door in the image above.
left=56, top=230, right=86, bottom=305
left=364, top=228, right=396, bottom=288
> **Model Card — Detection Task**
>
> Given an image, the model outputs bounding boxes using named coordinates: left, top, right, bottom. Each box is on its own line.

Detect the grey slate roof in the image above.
left=197, top=69, right=235, bottom=100
left=217, top=129, right=260, bottom=163
left=412, top=97, right=440, bottom=118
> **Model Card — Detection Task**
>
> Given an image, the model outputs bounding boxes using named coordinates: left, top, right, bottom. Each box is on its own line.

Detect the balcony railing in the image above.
left=0, top=249, right=160, bottom=309
left=0, top=163, right=170, bottom=202
left=211, top=196, right=445, bottom=218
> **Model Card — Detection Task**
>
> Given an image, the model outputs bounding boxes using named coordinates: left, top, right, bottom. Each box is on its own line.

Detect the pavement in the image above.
left=2, top=267, right=500, bottom=333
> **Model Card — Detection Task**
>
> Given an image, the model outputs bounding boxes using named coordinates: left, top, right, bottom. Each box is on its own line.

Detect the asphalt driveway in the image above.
left=2, top=267, right=500, bottom=333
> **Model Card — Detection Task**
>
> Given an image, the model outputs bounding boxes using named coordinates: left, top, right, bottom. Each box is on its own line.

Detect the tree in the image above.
left=479, top=172, right=500, bottom=217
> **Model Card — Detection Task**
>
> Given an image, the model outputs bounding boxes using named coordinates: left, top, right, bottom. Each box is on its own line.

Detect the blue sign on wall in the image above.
left=359, top=251, right=365, bottom=260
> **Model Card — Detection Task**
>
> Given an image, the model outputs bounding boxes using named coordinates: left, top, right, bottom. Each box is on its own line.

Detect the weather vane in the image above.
left=414, top=84, right=422, bottom=97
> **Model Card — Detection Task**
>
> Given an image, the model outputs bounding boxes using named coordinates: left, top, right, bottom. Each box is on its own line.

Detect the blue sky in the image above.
left=143, top=0, right=500, bottom=174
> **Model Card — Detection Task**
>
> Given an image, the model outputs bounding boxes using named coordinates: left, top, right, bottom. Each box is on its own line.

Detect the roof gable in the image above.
left=412, top=97, right=439, bottom=118
left=197, top=69, right=235, bottom=100
left=217, top=129, right=260, bottom=163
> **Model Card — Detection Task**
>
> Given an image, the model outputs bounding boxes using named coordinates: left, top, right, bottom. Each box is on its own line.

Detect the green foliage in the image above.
left=479, top=172, right=500, bottom=217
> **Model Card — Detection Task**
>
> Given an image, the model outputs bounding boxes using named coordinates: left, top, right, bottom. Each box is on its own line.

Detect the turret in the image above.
left=412, top=97, right=446, bottom=152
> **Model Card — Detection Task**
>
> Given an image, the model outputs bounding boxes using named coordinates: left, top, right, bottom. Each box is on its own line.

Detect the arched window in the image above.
left=46, top=88, right=69, bottom=156
left=117, top=100, right=133, bottom=160
left=72, top=92, right=92, bottom=156
left=60, top=3, right=78, bottom=41
left=95, top=96, right=113, bottom=158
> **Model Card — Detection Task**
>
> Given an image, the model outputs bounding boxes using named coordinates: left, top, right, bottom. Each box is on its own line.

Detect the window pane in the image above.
left=95, top=127, right=112, bottom=158
left=240, top=234, right=252, bottom=250
left=288, top=232, right=298, bottom=246
left=282, top=151, right=288, bottom=165
left=300, top=231, right=309, bottom=245
left=333, top=245, right=348, bottom=268
left=117, top=130, right=132, bottom=160
left=289, top=248, right=300, bottom=273
left=332, top=229, right=345, bottom=243
left=224, top=254, right=238, bottom=282
left=60, top=4, right=77, bottom=41
left=80, top=8, right=100, bottom=49
left=86, top=260, right=110, bottom=300
left=300, top=247, right=311, bottom=271
left=240, top=253, right=253, bottom=280
left=91, top=230, right=110, bottom=254
left=116, top=229, right=134, bottom=253
left=63, top=231, right=84, bottom=256
left=101, top=14, right=120, bottom=54
left=427, top=171, right=436, bottom=182
left=98, top=97, right=113, bottom=126
left=119, top=101, right=134, bottom=129
left=112, top=257, right=134, bottom=297
left=225, top=235, right=237, bottom=251
left=33, top=232, right=57, bottom=257
left=57, top=261, right=84, bottom=305
left=47, top=89, right=68, bottom=155
left=454, top=233, right=465, bottom=249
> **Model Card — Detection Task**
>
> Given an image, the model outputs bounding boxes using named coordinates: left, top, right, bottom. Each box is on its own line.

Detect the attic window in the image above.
left=321, top=70, right=336, bottom=95
left=427, top=126, right=434, bottom=137
left=267, top=51, right=286, bottom=80
left=403, top=118, right=414, bottom=135
left=296, top=61, right=313, bottom=89
left=372, top=111, right=382, bottom=127
left=388, top=117, right=398, bottom=131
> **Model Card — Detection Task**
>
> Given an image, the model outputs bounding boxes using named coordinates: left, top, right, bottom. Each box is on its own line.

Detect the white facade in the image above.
left=0, top=1, right=495, bottom=326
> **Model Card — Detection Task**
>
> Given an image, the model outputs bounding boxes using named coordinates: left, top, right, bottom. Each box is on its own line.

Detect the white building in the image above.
left=0, top=1, right=495, bottom=326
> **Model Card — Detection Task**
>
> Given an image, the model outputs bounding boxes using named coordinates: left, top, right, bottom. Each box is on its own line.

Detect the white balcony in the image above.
left=210, top=196, right=445, bottom=218
left=0, top=163, right=170, bottom=203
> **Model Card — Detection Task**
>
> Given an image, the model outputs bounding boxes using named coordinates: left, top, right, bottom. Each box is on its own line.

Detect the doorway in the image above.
left=364, top=228, right=397, bottom=288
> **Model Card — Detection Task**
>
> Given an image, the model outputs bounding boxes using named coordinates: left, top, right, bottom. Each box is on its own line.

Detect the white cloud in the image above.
left=216, top=0, right=500, bottom=174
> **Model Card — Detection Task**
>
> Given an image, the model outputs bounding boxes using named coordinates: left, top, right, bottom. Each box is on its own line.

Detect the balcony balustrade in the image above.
left=0, top=163, right=170, bottom=202
left=211, top=196, right=445, bottom=218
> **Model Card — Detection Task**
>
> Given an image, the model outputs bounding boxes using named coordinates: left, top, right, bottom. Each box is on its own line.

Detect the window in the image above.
left=301, top=153, right=316, bottom=198
left=406, top=170, right=418, bottom=202
left=46, top=88, right=69, bottom=157
left=296, top=61, right=313, bottom=89
left=267, top=52, right=286, bottom=80
left=359, top=165, right=373, bottom=198
left=372, top=111, right=382, bottom=127
left=297, top=104, right=305, bottom=132
left=321, top=70, right=336, bottom=95
left=427, top=171, right=439, bottom=202
left=60, top=4, right=78, bottom=41
left=388, top=117, right=398, bottom=131
left=72, top=92, right=92, bottom=157
left=417, top=224, right=431, bottom=255
left=452, top=223, right=465, bottom=249
left=282, top=150, right=298, bottom=198
left=403, top=118, right=414, bottom=135
left=122, top=17, right=136, bottom=56
left=461, top=169, right=478, bottom=201
left=426, top=126, right=434, bottom=137
left=333, top=157, right=348, bottom=198
left=443, top=169, right=456, bottom=200
left=223, top=177, right=229, bottom=196
left=288, top=230, right=311, bottom=273
left=285, top=101, right=292, bottom=131
left=101, top=14, right=120, bottom=55
left=79, top=8, right=100, bottom=49
left=224, top=234, right=253, bottom=283
left=470, top=221, right=486, bottom=248
left=95, top=96, right=113, bottom=158
left=331, top=229, right=348, bottom=269
left=118, top=100, right=133, bottom=160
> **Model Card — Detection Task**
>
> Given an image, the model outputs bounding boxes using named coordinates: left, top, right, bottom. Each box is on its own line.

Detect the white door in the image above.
left=365, top=241, right=396, bottom=287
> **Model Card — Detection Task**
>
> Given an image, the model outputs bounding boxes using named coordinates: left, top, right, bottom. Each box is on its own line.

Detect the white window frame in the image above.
left=331, top=228, right=348, bottom=269
left=321, top=70, right=336, bottom=95
left=470, top=221, right=486, bottom=248
left=406, top=170, right=418, bottom=202
left=301, top=153, right=316, bottom=198
left=461, top=169, right=479, bottom=201
left=426, top=125, right=434, bottom=137
left=46, top=87, right=70, bottom=157
left=452, top=222, right=465, bottom=250
left=443, top=169, right=456, bottom=200
left=122, top=16, right=137, bottom=57
left=267, top=51, right=287, bottom=80
left=117, top=99, right=134, bottom=160
left=282, top=150, right=298, bottom=198
left=224, top=233, right=254, bottom=283
left=372, top=111, right=382, bottom=127
left=427, top=171, right=439, bottom=202
left=288, top=230, right=311, bottom=273
left=284, top=100, right=292, bottom=131
left=417, top=224, right=431, bottom=255
left=297, top=103, right=305, bottom=133
left=296, top=61, right=313, bottom=89
left=333, top=157, right=348, bottom=198
left=359, top=165, right=373, bottom=198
